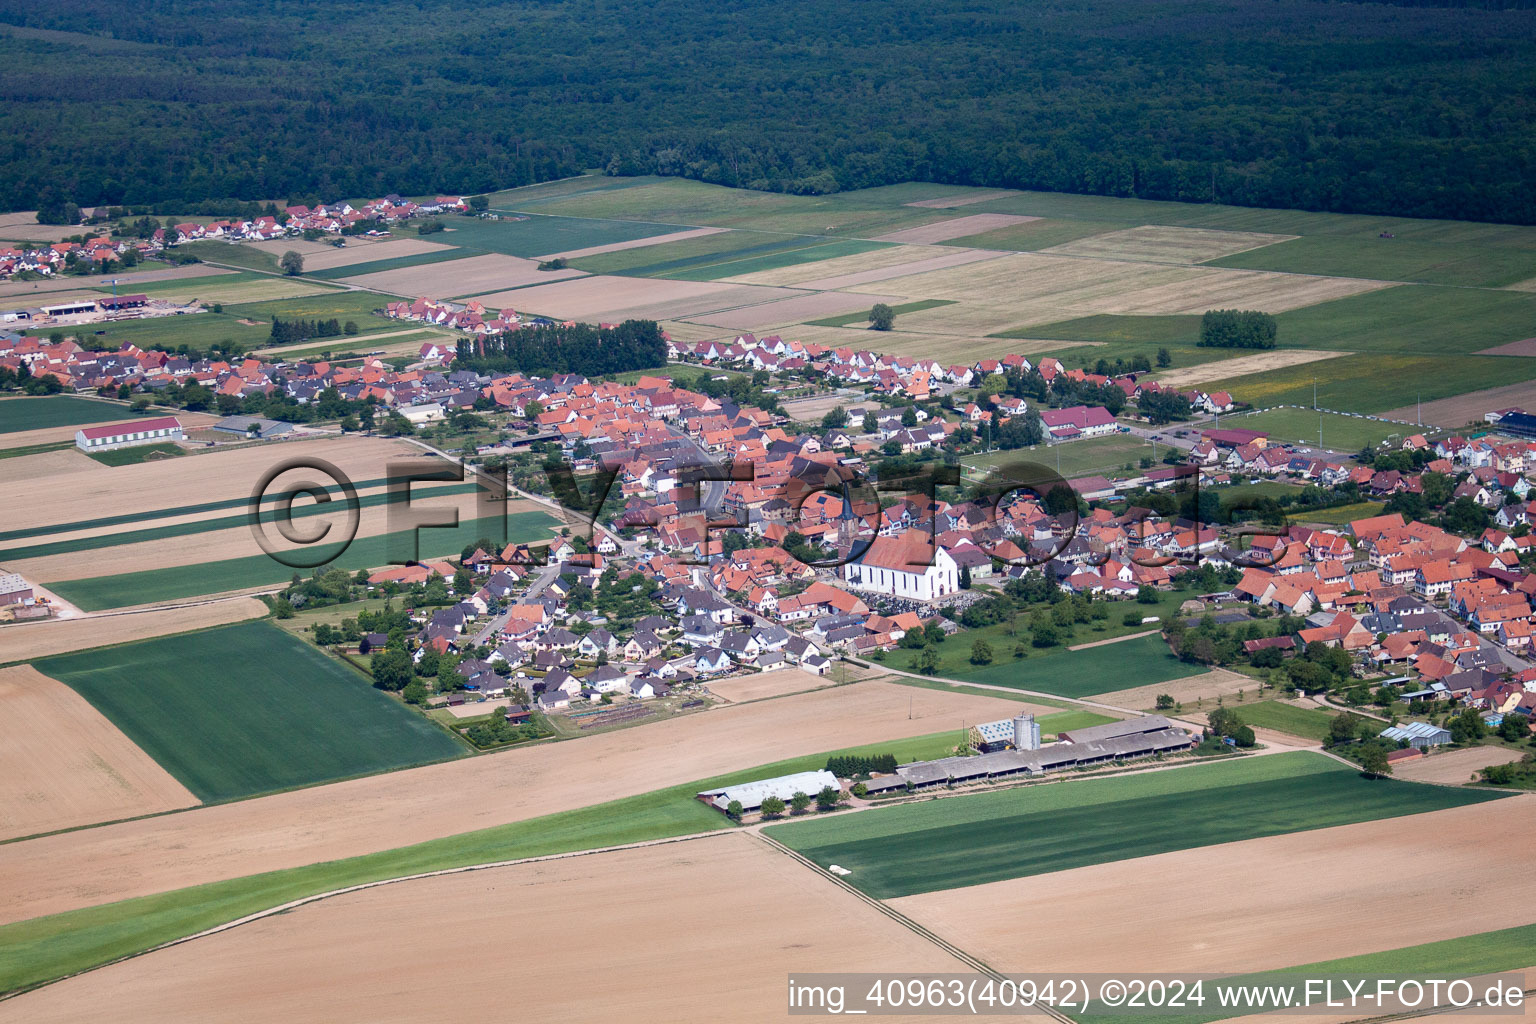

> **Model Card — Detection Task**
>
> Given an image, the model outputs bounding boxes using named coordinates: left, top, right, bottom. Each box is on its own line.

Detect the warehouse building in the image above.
left=75, top=416, right=184, bottom=452
left=697, top=769, right=839, bottom=813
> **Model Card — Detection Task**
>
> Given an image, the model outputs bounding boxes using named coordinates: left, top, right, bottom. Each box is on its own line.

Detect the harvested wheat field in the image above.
left=0, top=680, right=1025, bottom=924
left=1391, top=745, right=1526, bottom=785
left=1382, top=379, right=1536, bottom=428
left=340, top=252, right=584, bottom=297
left=536, top=225, right=728, bottom=261
left=4, top=434, right=421, bottom=537
left=720, top=243, right=987, bottom=288
left=296, top=237, right=455, bottom=272
left=906, top=190, right=1019, bottom=208
left=0, top=212, right=89, bottom=243
left=0, top=598, right=266, bottom=663
left=0, top=448, right=96, bottom=481
left=1152, top=349, right=1346, bottom=390
left=1043, top=225, right=1296, bottom=264
left=0, top=666, right=198, bottom=841
left=1476, top=337, right=1536, bottom=357
left=655, top=319, right=729, bottom=344
left=892, top=797, right=1534, bottom=977
left=0, top=264, right=230, bottom=300
left=869, top=253, right=1390, bottom=331
left=706, top=667, right=839, bottom=702
left=874, top=213, right=1040, bottom=244
left=683, top=290, right=903, bottom=331
left=0, top=833, right=1033, bottom=1024
left=507, top=274, right=803, bottom=322
left=1086, top=668, right=1255, bottom=712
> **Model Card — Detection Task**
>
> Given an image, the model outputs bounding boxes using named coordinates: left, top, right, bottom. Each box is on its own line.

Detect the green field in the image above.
left=1285, top=500, right=1386, bottom=525
left=220, top=291, right=396, bottom=327
left=178, top=240, right=280, bottom=273
left=658, top=237, right=891, bottom=282
left=307, top=246, right=474, bottom=281
left=0, top=396, right=129, bottom=434
left=1207, top=233, right=1536, bottom=289
left=497, top=176, right=949, bottom=238
left=1235, top=700, right=1338, bottom=741
left=569, top=230, right=804, bottom=277
left=1225, top=408, right=1414, bottom=450
left=766, top=751, right=1504, bottom=899
left=1196, top=352, right=1536, bottom=417
left=0, top=439, right=73, bottom=460
left=83, top=441, right=185, bottom=467
left=47, top=510, right=558, bottom=611
left=427, top=213, right=690, bottom=259
left=64, top=310, right=277, bottom=351
left=889, top=632, right=1204, bottom=698
left=947, top=217, right=1127, bottom=253
left=34, top=621, right=467, bottom=802
left=964, top=434, right=1155, bottom=481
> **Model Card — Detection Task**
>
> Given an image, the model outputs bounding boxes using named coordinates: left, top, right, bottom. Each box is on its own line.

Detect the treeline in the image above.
left=457, top=320, right=666, bottom=378
left=826, top=753, right=899, bottom=778
left=3, top=0, right=1536, bottom=223
left=270, top=317, right=353, bottom=344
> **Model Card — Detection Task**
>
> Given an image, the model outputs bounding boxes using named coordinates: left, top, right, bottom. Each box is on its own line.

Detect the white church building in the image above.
left=841, top=532, right=959, bottom=602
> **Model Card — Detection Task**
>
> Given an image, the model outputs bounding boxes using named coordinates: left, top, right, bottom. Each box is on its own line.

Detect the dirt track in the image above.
left=0, top=666, right=198, bottom=840
left=0, top=833, right=1034, bottom=1024
left=0, top=679, right=1025, bottom=925
left=892, top=797, right=1534, bottom=976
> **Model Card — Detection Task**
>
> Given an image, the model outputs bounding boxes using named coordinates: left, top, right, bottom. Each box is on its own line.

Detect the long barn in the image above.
left=75, top=416, right=184, bottom=453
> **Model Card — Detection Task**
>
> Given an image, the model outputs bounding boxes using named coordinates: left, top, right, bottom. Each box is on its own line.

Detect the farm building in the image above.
left=1378, top=721, right=1453, bottom=750
left=0, top=573, right=34, bottom=606
left=40, top=299, right=97, bottom=317
left=970, top=713, right=1041, bottom=753
left=698, top=769, right=839, bottom=812
left=74, top=415, right=184, bottom=452
left=98, top=294, right=149, bottom=311
left=887, top=715, right=1193, bottom=790
left=211, top=415, right=293, bottom=439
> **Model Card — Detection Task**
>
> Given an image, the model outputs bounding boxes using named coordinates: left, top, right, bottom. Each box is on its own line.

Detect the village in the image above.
left=4, top=302, right=1529, bottom=774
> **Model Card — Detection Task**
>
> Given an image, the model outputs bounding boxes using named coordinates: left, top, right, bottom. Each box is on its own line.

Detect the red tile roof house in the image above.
left=74, top=416, right=183, bottom=452
left=1040, top=405, right=1117, bottom=440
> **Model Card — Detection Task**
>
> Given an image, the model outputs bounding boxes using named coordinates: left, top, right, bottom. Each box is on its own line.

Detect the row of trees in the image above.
left=269, top=316, right=356, bottom=344
left=825, top=753, right=899, bottom=778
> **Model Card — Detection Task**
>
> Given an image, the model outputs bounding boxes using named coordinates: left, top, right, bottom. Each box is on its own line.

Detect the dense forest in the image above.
left=2, top=0, right=1535, bottom=222
left=457, top=320, right=667, bottom=378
